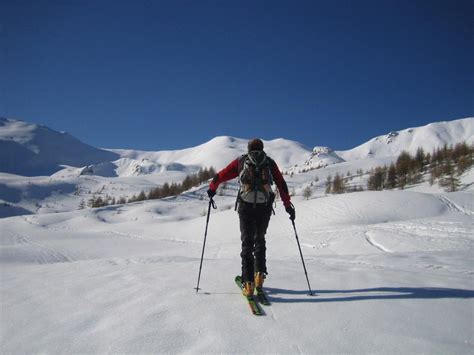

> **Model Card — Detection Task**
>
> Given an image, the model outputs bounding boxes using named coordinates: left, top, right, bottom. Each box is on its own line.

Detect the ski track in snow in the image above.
left=1, top=229, right=76, bottom=265
left=436, top=194, right=474, bottom=216
left=364, top=231, right=393, bottom=253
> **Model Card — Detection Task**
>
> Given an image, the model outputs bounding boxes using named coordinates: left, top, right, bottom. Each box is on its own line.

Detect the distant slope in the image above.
left=78, top=158, right=198, bottom=178
left=283, top=146, right=345, bottom=174
left=0, top=116, right=473, bottom=218
left=109, top=136, right=311, bottom=170
left=2, top=116, right=472, bottom=179
left=0, top=118, right=119, bottom=176
left=338, top=117, right=474, bottom=161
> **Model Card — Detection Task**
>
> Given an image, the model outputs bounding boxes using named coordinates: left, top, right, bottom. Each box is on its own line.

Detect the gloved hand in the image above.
left=285, top=204, right=295, bottom=221
left=207, top=189, right=216, bottom=199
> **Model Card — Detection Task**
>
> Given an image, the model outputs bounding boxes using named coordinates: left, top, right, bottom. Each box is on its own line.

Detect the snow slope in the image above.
left=2, top=117, right=472, bottom=179
left=1, top=190, right=472, bottom=353
left=0, top=118, right=119, bottom=176
left=109, top=136, right=311, bottom=171
left=284, top=146, right=345, bottom=174
left=1, top=117, right=473, bottom=219
left=338, top=117, right=474, bottom=161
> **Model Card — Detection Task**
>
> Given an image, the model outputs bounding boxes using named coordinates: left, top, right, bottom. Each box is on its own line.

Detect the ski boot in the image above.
left=255, top=272, right=266, bottom=291
left=254, top=272, right=270, bottom=305
left=242, top=281, right=255, bottom=297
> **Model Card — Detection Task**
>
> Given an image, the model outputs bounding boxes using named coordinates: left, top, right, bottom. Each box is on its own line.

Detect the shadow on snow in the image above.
left=265, top=287, right=474, bottom=303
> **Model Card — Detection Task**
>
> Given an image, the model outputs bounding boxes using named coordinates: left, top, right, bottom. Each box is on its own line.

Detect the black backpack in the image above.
left=237, top=150, right=275, bottom=207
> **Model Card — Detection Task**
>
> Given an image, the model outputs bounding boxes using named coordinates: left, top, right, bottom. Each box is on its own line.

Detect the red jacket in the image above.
left=209, top=155, right=292, bottom=208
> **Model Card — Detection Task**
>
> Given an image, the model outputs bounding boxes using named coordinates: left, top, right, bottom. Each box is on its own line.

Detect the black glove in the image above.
left=285, top=204, right=295, bottom=221
left=207, top=189, right=216, bottom=199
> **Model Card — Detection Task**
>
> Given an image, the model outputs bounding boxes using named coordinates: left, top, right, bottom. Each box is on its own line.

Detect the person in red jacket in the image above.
left=207, top=138, right=295, bottom=297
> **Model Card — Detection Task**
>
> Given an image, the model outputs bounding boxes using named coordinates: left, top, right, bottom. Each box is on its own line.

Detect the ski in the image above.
left=255, top=287, right=271, bottom=306
left=234, top=276, right=263, bottom=316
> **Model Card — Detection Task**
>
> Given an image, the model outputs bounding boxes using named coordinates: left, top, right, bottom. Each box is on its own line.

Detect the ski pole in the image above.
left=195, top=198, right=217, bottom=293
left=291, top=219, right=314, bottom=296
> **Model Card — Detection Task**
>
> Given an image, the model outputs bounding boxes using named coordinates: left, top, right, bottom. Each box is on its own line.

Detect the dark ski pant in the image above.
left=238, top=201, right=272, bottom=282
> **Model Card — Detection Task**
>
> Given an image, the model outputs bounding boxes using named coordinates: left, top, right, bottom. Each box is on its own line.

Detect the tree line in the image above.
left=367, top=142, right=473, bottom=192
left=324, top=172, right=364, bottom=195
left=307, top=142, right=473, bottom=199
left=82, top=167, right=216, bottom=209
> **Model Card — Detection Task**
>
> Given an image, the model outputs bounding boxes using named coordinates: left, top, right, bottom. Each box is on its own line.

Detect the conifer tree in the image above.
left=332, top=173, right=345, bottom=194
left=325, top=175, right=332, bottom=194
left=161, top=183, right=171, bottom=197
left=302, top=186, right=312, bottom=200
left=387, top=163, right=397, bottom=189
left=368, top=167, right=385, bottom=191
left=137, top=190, right=147, bottom=201
left=439, top=161, right=460, bottom=192
left=396, top=151, right=412, bottom=189
left=415, top=147, right=425, bottom=171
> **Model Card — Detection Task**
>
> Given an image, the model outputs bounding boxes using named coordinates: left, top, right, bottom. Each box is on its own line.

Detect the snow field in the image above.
left=1, top=190, right=473, bottom=353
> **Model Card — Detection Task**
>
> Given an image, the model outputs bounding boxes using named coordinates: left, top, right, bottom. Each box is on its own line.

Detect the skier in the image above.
left=207, top=138, right=295, bottom=298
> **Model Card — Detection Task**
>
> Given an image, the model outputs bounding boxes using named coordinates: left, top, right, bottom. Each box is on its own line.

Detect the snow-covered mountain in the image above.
left=1, top=117, right=472, bottom=179
left=0, top=116, right=473, bottom=218
left=0, top=118, right=311, bottom=177
left=338, top=117, right=473, bottom=161
left=0, top=117, right=119, bottom=176
left=78, top=159, right=197, bottom=178
left=108, top=136, right=311, bottom=172
left=283, top=146, right=345, bottom=174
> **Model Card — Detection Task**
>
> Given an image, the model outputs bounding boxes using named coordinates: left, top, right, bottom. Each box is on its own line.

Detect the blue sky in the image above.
left=1, top=0, right=472, bottom=151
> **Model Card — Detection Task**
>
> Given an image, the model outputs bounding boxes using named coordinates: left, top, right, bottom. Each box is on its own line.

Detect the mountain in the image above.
left=0, top=118, right=119, bottom=176
left=108, top=136, right=311, bottom=171
left=0, top=116, right=472, bottom=218
left=337, top=117, right=474, bottom=161
left=0, top=118, right=311, bottom=177
left=2, top=116, right=472, bottom=179
left=283, top=146, right=345, bottom=175
left=79, top=158, right=197, bottom=178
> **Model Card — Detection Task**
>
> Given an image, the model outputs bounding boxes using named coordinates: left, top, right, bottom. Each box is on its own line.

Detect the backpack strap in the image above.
left=234, top=154, right=247, bottom=210
left=237, top=154, right=247, bottom=176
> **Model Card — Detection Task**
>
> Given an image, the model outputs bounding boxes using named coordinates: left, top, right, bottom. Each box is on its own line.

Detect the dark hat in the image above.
left=248, top=138, right=264, bottom=152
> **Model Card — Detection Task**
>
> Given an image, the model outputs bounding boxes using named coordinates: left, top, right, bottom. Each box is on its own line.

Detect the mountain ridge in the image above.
left=0, top=117, right=119, bottom=176
left=0, top=117, right=472, bottom=178
left=337, top=117, right=473, bottom=161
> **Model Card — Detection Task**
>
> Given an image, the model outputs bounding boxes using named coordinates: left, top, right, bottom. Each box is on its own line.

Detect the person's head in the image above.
left=248, top=138, right=264, bottom=152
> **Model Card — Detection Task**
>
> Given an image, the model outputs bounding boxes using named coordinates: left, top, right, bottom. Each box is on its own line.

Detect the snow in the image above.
left=338, top=117, right=474, bottom=161
left=1, top=190, right=473, bottom=353
left=108, top=136, right=310, bottom=171
left=1, top=116, right=473, bottom=353
left=284, top=146, right=345, bottom=174
left=0, top=118, right=118, bottom=176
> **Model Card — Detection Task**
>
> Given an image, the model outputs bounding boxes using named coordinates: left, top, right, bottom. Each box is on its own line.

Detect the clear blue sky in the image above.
left=1, top=0, right=473, bottom=151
